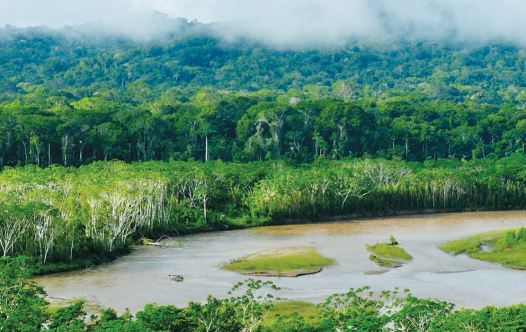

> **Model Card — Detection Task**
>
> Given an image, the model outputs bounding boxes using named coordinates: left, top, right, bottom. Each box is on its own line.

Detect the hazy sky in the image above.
left=1, top=0, right=526, bottom=46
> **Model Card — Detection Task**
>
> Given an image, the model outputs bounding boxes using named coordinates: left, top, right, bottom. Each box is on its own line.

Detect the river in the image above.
left=36, top=211, right=526, bottom=312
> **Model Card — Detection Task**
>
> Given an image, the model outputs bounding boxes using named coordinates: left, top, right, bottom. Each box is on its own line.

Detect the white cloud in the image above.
left=1, top=0, right=526, bottom=46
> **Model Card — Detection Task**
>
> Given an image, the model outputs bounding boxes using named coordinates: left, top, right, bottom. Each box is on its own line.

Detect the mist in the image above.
left=1, top=0, right=526, bottom=47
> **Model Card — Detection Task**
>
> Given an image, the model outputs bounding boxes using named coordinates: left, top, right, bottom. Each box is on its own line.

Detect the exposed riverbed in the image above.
left=36, top=211, right=526, bottom=312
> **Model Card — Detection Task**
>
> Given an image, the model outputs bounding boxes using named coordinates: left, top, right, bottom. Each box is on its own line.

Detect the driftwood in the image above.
left=145, top=235, right=181, bottom=248
left=242, top=268, right=323, bottom=278
left=169, top=274, right=184, bottom=282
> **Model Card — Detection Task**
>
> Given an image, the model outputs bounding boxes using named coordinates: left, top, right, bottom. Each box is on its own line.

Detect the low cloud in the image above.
left=1, top=0, right=526, bottom=47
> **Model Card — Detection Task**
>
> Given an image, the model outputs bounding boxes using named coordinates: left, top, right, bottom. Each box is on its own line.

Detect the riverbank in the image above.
left=26, top=209, right=481, bottom=275
left=30, top=250, right=128, bottom=275
left=3, top=156, right=524, bottom=275
left=29, top=208, right=523, bottom=275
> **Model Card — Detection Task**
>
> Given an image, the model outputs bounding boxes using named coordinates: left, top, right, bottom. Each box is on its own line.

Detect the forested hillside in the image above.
left=2, top=24, right=526, bottom=102
left=0, top=25, right=526, bottom=166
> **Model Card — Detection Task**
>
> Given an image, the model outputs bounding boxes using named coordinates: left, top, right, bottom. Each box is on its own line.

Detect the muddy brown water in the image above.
left=36, top=211, right=526, bottom=312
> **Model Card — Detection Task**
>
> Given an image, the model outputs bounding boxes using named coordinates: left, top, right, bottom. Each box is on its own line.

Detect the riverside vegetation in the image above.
left=441, top=227, right=526, bottom=270
left=1, top=156, right=526, bottom=273
left=3, top=257, right=526, bottom=332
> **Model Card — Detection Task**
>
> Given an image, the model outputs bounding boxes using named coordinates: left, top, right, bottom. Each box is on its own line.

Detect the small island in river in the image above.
left=441, top=227, right=526, bottom=270
left=367, top=236, right=413, bottom=268
left=222, top=246, right=335, bottom=277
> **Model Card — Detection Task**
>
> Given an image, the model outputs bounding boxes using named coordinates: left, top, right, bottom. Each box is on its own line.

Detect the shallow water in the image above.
left=36, top=211, right=526, bottom=312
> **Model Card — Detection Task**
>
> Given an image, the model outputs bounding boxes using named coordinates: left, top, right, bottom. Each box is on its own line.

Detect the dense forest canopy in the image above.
left=2, top=24, right=526, bottom=102
left=0, top=24, right=525, bottom=166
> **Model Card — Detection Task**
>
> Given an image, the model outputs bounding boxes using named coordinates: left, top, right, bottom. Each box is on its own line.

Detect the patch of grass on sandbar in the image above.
left=440, top=227, right=526, bottom=270
left=222, top=246, right=335, bottom=277
left=46, top=298, right=101, bottom=317
left=366, top=237, right=412, bottom=268
left=263, top=301, right=319, bottom=326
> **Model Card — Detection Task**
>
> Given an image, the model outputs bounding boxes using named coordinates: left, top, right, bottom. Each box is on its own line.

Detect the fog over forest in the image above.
left=1, top=0, right=526, bottom=47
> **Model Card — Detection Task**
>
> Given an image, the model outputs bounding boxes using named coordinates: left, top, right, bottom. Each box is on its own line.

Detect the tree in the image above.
left=0, top=257, right=47, bottom=332
left=0, top=203, right=29, bottom=257
left=136, top=304, right=195, bottom=332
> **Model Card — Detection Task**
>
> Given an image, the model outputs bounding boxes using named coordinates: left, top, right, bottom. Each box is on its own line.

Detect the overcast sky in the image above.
left=1, top=0, right=526, bottom=47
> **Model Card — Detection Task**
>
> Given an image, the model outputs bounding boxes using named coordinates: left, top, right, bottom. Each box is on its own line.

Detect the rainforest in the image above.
left=2, top=8, right=526, bottom=332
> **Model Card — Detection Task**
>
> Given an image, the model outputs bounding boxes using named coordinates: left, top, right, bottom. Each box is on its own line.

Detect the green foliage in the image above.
left=186, top=279, right=279, bottom=332
left=247, top=156, right=526, bottom=222
left=318, top=287, right=391, bottom=331
left=504, top=227, right=526, bottom=247
left=89, top=308, right=151, bottom=332
left=1, top=92, right=525, bottom=165
left=1, top=32, right=526, bottom=166
left=263, top=301, right=319, bottom=327
left=391, top=295, right=454, bottom=331
left=440, top=306, right=526, bottom=331
left=136, top=304, right=195, bottom=332
left=47, top=301, right=85, bottom=332
left=0, top=257, right=47, bottom=332
left=3, top=27, right=526, bottom=107
left=441, top=227, right=526, bottom=269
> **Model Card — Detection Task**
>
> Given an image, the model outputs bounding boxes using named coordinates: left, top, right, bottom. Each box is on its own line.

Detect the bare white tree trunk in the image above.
left=205, top=135, right=209, bottom=162
left=0, top=216, right=27, bottom=257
